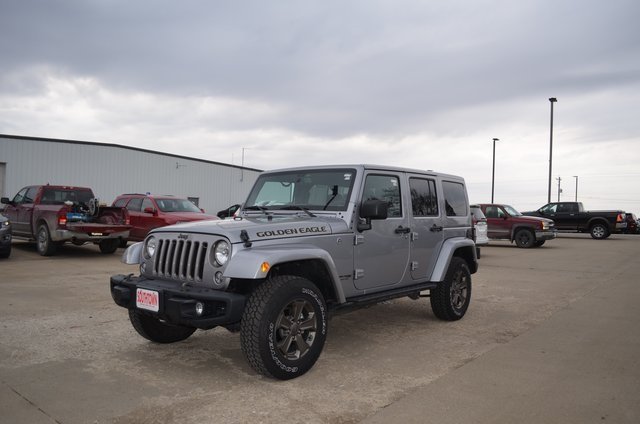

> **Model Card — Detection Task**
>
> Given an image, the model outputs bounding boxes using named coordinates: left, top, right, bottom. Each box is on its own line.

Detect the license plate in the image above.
left=136, top=288, right=159, bottom=312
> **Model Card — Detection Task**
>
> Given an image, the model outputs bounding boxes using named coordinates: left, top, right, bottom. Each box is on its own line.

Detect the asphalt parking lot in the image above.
left=1, top=234, right=639, bottom=424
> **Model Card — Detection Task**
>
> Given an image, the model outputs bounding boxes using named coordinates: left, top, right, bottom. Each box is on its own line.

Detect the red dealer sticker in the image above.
left=136, top=288, right=159, bottom=312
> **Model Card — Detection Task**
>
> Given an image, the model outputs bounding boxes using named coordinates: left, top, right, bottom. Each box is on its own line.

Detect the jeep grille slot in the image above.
left=153, top=238, right=208, bottom=282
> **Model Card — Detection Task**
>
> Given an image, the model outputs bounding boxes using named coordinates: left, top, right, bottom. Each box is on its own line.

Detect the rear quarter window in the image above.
left=442, top=181, right=468, bottom=217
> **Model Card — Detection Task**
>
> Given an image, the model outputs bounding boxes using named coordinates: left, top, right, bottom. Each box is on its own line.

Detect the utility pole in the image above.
left=491, top=138, right=499, bottom=203
left=548, top=97, right=557, bottom=203
left=556, top=176, right=562, bottom=202
left=573, top=175, right=578, bottom=201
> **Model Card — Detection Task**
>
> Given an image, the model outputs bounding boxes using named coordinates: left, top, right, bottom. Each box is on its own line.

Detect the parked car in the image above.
left=0, top=214, right=11, bottom=258
left=623, top=213, right=638, bottom=234
left=1, top=185, right=131, bottom=256
left=477, top=203, right=557, bottom=248
left=470, top=205, right=489, bottom=258
left=217, top=203, right=242, bottom=219
left=522, top=202, right=626, bottom=239
left=112, top=194, right=219, bottom=242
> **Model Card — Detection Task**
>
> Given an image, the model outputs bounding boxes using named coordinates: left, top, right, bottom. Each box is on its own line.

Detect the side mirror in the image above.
left=358, top=199, right=388, bottom=232
left=1, top=197, right=10, bottom=205
left=143, top=207, right=157, bottom=215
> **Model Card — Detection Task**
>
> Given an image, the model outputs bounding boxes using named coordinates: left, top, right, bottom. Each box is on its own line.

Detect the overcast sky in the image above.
left=1, top=0, right=639, bottom=213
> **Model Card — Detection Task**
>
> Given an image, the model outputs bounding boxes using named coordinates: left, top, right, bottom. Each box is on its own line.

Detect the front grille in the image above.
left=153, top=239, right=208, bottom=282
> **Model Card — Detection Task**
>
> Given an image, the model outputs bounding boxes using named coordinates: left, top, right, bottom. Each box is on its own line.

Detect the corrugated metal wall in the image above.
left=0, top=135, right=261, bottom=215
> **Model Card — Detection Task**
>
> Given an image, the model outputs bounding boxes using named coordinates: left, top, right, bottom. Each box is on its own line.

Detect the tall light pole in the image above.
left=547, top=97, right=557, bottom=203
left=491, top=138, right=499, bottom=203
left=573, top=175, right=578, bottom=201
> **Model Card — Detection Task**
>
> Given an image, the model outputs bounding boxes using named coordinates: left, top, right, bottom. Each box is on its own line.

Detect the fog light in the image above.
left=214, top=271, right=223, bottom=285
left=195, top=302, right=205, bottom=316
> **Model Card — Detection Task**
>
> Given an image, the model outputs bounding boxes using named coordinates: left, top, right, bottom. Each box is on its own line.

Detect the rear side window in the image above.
left=442, top=181, right=468, bottom=217
left=409, top=178, right=438, bottom=217
left=126, top=198, right=143, bottom=212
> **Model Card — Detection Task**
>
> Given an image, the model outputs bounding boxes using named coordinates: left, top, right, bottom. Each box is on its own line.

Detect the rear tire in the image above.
left=99, top=238, right=120, bottom=254
left=430, top=257, right=471, bottom=321
left=240, top=275, right=328, bottom=380
left=128, top=310, right=196, bottom=343
left=514, top=229, right=535, bottom=248
left=36, top=223, right=57, bottom=256
left=590, top=223, right=609, bottom=239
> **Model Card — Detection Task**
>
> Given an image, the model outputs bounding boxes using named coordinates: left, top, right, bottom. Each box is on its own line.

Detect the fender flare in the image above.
left=224, top=243, right=347, bottom=303
left=429, top=237, right=477, bottom=282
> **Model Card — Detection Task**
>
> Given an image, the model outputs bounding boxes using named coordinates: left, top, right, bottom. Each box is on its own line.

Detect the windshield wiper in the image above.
left=280, top=205, right=316, bottom=217
left=243, top=205, right=271, bottom=216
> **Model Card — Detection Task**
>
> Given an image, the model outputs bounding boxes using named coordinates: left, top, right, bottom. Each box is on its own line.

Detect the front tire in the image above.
left=128, top=310, right=196, bottom=343
left=240, top=275, right=328, bottom=380
left=590, top=223, right=609, bottom=239
left=36, top=223, right=57, bottom=256
left=514, top=229, right=535, bottom=248
left=430, top=257, right=471, bottom=321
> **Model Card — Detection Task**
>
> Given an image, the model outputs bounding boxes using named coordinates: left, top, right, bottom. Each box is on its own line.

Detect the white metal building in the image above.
left=0, top=134, right=262, bottom=215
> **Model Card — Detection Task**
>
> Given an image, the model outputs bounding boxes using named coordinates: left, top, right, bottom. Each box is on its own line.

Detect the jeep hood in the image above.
left=150, top=214, right=349, bottom=243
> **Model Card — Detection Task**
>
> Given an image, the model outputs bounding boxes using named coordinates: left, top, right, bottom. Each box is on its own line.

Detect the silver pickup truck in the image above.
left=110, top=164, right=478, bottom=379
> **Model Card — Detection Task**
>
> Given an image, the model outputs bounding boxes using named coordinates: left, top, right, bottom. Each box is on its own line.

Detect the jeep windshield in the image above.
left=245, top=168, right=356, bottom=212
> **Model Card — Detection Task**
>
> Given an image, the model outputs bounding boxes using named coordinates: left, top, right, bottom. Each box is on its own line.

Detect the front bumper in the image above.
left=110, top=274, right=246, bottom=329
left=535, top=229, right=558, bottom=241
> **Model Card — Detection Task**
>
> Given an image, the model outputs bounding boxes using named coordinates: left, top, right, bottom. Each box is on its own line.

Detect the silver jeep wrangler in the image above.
left=110, top=165, right=478, bottom=379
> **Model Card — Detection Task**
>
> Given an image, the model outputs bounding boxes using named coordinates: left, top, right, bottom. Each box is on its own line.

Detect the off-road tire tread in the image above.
left=430, top=257, right=471, bottom=321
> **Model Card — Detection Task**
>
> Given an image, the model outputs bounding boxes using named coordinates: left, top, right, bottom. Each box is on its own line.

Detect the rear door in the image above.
left=353, top=171, right=410, bottom=290
left=408, top=175, right=443, bottom=280
left=483, top=205, right=511, bottom=238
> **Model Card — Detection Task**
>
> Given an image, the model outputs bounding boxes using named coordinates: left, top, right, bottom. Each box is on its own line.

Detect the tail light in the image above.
left=58, top=211, right=67, bottom=227
left=617, top=213, right=625, bottom=223
left=123, top=209, right=131, bottom=225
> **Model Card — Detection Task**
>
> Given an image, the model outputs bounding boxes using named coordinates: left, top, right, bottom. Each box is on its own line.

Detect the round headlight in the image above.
left=213, top=240, right=230, bottom=266
left=144, top=236, right=157, bottom=258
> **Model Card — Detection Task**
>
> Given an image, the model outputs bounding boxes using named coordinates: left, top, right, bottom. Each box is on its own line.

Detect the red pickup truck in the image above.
left=476, top=203, right=557, bottom=248
left=1, top=185, right=131, bottom=256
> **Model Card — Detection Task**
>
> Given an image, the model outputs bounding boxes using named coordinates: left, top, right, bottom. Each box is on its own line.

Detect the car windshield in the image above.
left=503, top=205, right=522, bottom=216
left=155, top=198, right=202, bottom=213
left=245, top=168, right=356, bottom=212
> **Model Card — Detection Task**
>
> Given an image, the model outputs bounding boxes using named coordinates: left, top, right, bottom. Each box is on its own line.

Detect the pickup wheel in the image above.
left=99, top=238, right=120, bottom=254
left=590, top=223, right=610, bottom=239
left=430, top=257, right=471, bottom=321
left=36, top=223, right=57, bottom=256
left=128, top=310, right=196, bottom=343
left=514, top=229, right=535, bottom=248
left=240, top=275, right=328, bottom=380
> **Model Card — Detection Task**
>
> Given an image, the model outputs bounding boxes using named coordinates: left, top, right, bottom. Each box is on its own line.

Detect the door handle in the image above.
left=430, top=224, right=443, bottom=232
left=395, top=225, right=411, bottom=234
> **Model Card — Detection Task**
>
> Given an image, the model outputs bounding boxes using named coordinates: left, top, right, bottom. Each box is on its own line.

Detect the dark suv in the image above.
left=112, top=194, right=219, bottom=242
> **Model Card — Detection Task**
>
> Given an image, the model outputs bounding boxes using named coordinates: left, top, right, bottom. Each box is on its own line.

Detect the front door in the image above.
left=354, top=172, right=410, bottom=290
left=484, top=205, right=511, bottom=238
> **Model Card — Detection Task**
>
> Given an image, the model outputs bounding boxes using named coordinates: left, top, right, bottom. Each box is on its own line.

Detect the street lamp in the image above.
left=573, top=175, right=578, bottom=201
left=547, top=97, right=558, bottom=203
left=491, top=138, right=499, bottom=203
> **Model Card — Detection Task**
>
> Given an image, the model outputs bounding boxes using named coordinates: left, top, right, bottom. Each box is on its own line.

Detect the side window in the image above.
left=485, top=206, right=498, bottom=218
left=541, top=204, right=557, bottom=214
left=126, top=197, right=143, bottom=212
left=409, top=178, right=438, bottom=217
left=12, top=188, right=28, bottom=204
left=113, top=198, right=127, bottom=208
left=141, top=198, right=154, bottom=211
left=442, top=181, right=468, bottom=217
left=24, top=187, right=38, bottom=203
left=362, top=174, right=402, bottom=217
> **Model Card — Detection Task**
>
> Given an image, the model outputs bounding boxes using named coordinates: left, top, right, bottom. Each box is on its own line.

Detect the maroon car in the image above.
left=112, top=194, right=219, bottom=242
left=477, top=203, right=557, bottom=248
